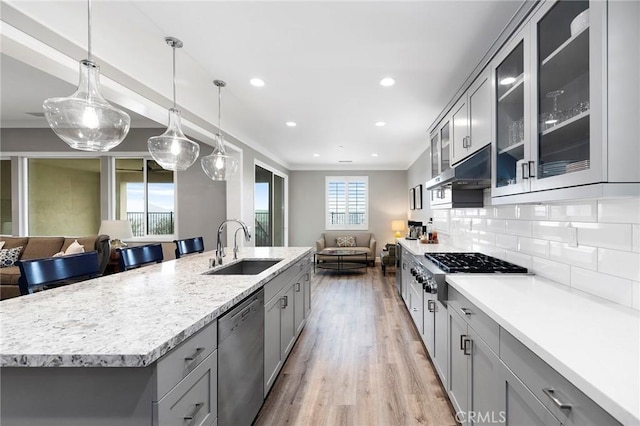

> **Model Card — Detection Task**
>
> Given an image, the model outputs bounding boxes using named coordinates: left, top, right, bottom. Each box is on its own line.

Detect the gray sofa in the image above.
left=315, top=232, right=376, bottom=266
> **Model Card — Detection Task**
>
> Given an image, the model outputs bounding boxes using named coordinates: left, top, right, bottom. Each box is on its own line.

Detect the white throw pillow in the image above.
left=52, top=251, right=66, bottom=257
left=65, top=240, right=85, bottom=255
left=336, top=236, right=356, bottom=247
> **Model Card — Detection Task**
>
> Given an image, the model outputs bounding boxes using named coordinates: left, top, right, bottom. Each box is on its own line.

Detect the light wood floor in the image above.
left=255, top=265, right=457, bottom=426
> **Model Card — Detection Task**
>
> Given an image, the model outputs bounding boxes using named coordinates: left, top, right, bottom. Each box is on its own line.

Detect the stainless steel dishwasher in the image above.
left=218, top=289, right=264, bottom=426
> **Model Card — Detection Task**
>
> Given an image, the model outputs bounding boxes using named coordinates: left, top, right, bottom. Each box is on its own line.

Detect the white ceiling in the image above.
left=0, top=1, right=523, bottom=170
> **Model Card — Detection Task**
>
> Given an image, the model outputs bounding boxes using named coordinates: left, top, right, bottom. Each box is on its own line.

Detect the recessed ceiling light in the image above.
left=250, top=78, right=265, bottom=87
left=286, top=121, right=297, bottom=127
left=371, top=153, right=379, bottom=157
left=379, top=77, right=395, bottom=87
left=375, top=121, right=386, bottom=127
left=313, top=153, right=320, bottom=157
left=338, top=145, right=344, bottom=150
left=499, top=77, right=516, bottom=85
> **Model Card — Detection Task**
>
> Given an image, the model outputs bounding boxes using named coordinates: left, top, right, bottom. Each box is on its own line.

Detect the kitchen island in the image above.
left=0, top=246, right=313, bottom=425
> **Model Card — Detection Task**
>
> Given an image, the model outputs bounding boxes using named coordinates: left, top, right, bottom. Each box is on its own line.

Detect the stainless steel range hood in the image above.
left=425, top=144, right=491, bottom=209
left=425, top=144, right=491, bottom=191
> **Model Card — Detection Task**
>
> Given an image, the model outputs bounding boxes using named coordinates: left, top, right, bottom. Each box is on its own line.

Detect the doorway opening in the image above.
left=254, top=164, right=287, bottom=247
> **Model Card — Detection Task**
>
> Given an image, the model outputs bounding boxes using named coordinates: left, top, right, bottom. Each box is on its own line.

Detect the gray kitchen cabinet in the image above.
left=448, top=306, right=469, bottom=419
left=433, top=299, right=448, bottom=389
left=293, top=273, right=306, bottom=336
left=451, top=70, right=491, bottom=166
left=1, top=319, right=219, bottom=426
left=401, top=256, right=410, bottom=303
left=500, top=329, right=620, bottom=426
left=264, top=281, right=295, bottom=395
left=264, top=257, right=311, bottom=396
left=447, top=287, right=502, bottom=426
left=499, top=361, right=561, bottom=426
left=408, top=279, right=424, bottom=335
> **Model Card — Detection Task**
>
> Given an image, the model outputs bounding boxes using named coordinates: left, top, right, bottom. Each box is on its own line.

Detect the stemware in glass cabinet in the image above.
left=537, top=0, right=591, bottom=179
left=496, top=40, right=525, bottom=188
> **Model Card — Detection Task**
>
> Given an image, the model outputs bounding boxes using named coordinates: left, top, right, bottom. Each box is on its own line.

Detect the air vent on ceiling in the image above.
left=26, top=112, right=45, bottom=117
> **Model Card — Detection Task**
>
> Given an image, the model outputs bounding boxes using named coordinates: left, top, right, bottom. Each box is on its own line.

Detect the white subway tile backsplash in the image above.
left=504, top=250, right=532, bottom=270
left=495, top=234, right=518, bottom=251
left=574, top=222, right=633, bottom=251
left=518, top=237, right=550, bottom=258
left=470, top=230, right=495, bottom=246
left=532, top=257, right=571, bottom=286
left=548, top=200, right=597, bottom=222
left=518, top=204, right=548, bottom=220
left=570, top=267, right=633, bottom=307
left=486, top=219, right=506, bottom=233
left=445, top=197, right=640, bottom=309
left=506, top=220, right=532, bottom=237
left=532, top=221, right=574, bottom=243
left=549, top=242, right=597, bottom=271
left=598, top=248, right=640, bottom=281
left=495, top=205, right=518, bottom=219
left=598, top=198, right=640, bottom=224
left=478, top=208, right=496, bottom=218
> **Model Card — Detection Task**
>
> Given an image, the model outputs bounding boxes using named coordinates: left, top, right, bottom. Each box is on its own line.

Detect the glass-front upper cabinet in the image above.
left=494, top=30, right=529, bottom=196
left=492, top=0, right=604, bottom=197
left=430, top=131, right=440, bottom=179
left=532, top=0, right=601, bottom=191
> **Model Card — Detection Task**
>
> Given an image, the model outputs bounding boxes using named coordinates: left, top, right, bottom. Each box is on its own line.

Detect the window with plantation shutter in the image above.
left=325, top=176, right=368, bottom=230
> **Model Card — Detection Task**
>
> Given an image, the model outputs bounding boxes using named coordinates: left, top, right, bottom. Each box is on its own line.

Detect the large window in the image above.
left=115, top=159, right=174, bottom=237
left=325, top=176, right=368, bottom=230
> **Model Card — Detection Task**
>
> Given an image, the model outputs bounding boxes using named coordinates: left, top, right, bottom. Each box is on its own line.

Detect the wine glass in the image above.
left=544, top=90, right=565, bottom=129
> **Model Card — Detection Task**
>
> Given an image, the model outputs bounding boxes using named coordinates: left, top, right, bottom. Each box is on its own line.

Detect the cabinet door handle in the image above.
left=463, top=337, right=472, bottom=356
left=412, top=307, right=419, bottom=312
left=184, top=347, right=204, bottom=362
left=460, top=334, right=467, bottom=351
left=528, top=160, right=536, bottom=178
left=522, top=161, right=529, bottom=180
left=460, top=307, right=473, bottom=316
left=463, top=136, right=471, bottom=148
left=542, top=388, right=572, bottom=410
left=183, top=402, right=204, bottom=421
left=281, top=295, right=288, bottom=309
left=296, top=282, right=301, bottom=292
left=427, top=300, right=435, bottom=312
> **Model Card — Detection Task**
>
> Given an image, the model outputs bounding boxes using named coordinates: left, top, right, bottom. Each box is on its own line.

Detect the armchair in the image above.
left=380, top=243, right=396, bottom=275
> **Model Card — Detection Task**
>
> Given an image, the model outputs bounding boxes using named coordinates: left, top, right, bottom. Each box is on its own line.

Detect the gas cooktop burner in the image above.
left=424, top=252, right=528, bottom=274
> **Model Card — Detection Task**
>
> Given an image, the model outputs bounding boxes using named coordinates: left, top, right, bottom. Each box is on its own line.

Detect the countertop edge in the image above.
left=0, top=247, right=314, bottom=368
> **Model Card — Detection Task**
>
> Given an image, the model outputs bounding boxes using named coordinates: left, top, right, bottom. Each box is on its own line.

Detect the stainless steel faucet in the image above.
left=216, top=219, right=251, bottom=265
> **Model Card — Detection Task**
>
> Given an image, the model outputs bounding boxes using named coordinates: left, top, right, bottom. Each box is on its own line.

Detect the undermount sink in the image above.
left=203, top=259, right=283, bottom=276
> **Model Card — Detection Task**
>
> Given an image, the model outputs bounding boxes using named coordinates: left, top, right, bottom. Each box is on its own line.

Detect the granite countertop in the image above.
left=446, top=274, right=640, bottom=426
left=0, top=246, right=312, bottom=368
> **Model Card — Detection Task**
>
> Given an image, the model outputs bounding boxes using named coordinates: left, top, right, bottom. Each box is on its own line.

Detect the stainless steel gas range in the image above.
left=420, top=252, right=529, bottom=305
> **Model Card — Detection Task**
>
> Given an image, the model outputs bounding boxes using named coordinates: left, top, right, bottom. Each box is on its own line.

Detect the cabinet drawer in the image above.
left=155, top=320, right=217, bottom=399
left=500, top=329, right=620, bottom=426
left=447, top=286, right=499, bottom=354
left=154, top=350, right=217, bottom=426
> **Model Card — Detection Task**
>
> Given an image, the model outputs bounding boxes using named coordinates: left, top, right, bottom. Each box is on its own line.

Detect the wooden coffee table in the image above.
left=314, top=249, right=368, bottom=273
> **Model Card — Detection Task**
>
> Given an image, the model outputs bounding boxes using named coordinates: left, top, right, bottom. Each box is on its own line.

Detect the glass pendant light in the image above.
left=201, top=80, right=238, bottom=181
left=147, top=37, right=200, bottom=171
left=43, top=0, right=130, bottom=152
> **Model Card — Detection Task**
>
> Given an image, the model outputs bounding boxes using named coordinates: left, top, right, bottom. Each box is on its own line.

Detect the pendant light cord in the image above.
left=217, top=84, right=222, bottom=139
left=87, top=0, right=92, bottom=62
left=172, top=46, right=177, bottom=109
